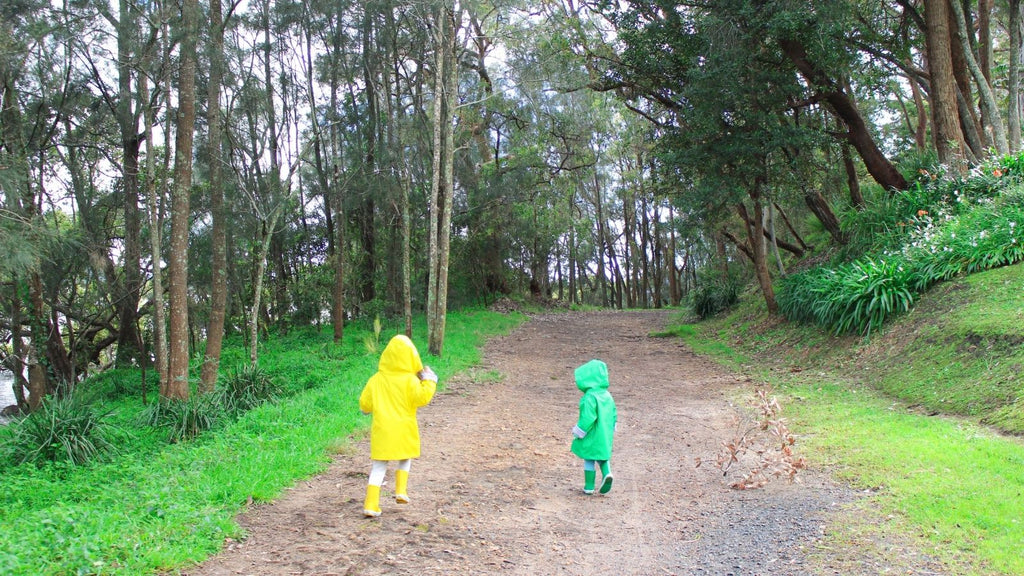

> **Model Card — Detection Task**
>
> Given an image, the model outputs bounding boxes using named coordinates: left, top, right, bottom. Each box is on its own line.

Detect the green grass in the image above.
left=0, top=309, right=525, bottom=575
left=673, top=264, right=1024, bottom=575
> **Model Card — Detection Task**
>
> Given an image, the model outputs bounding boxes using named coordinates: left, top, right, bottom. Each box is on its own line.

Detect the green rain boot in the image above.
left=363, top=484, right=382, bottom=517
left=395, top=469, right=410, bottom=504
left=583, top=469, right=596, bottom=494
left=599, top=461, right=613, bottom=494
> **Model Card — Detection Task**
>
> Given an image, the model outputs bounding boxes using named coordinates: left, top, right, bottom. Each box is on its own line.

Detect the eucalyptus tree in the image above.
left=166, top=0, right=200, bottom=399
left=198, top=0, right=237, bottom=392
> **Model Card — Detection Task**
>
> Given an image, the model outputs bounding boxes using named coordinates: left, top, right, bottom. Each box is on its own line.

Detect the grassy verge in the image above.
left=668, top=264, right=1024, bottom=575
left=0, top=309, right=525, bottom=575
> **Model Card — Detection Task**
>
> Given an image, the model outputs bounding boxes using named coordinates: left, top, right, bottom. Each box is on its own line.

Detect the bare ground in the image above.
left=184, top=310, right=947, bottom=576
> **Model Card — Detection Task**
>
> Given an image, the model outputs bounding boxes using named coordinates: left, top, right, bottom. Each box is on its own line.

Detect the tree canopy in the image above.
left=1, top=0, right=1021, bottom=408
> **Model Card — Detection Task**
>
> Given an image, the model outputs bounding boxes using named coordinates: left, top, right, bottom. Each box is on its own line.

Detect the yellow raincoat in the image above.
left=359, top=335, right=437, bottom=460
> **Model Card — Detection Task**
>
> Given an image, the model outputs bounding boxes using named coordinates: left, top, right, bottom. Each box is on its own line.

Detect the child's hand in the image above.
left=419, top=366, right=438, bottom=382
left=572, top=425, right=587, bottom=439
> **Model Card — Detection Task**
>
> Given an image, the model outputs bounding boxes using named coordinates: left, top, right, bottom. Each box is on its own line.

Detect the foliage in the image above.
left=779, top=155, right=1024, bottom=335
left=5, top=394, right=118, bottom=467
left=220, top=363, right=280, bottom=414
left=777, top=256, right=917, bottom=336
left=690, top=278, right=740, bottom=319
left=0, top=309, right=525, bottom=575
left=140, top=394, right=224, bottom=443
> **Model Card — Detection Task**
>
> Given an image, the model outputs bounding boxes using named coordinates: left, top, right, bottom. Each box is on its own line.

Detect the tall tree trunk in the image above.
left=593, top=175, right=609, bottom=307
left=401, top=165, right=413, bottom=338
left=979, top=0, right=993, bottom=84
left=359, top=6, right=379, bottom=306
left=166, top=0, right=200, bottom=400
left=1011, top=0, right=1023, bottom=153
left=667, top=204, right=680, bottom=306
left=949, top=0, right=1008, bottom=155
left=200, top=0, right=228, bottom=393
left=1, top=62, right=41, bottom=409
left=327, top=14, right=346, bottom=344
left=924, top=0, right=967, bottom=166
left=114, top=0, right=144, bottom=367
left=249, top=211, right=281, bottom=366
left=430, top=3, right=458, bottom=356
left=907, top=70, right=929, bottom=150
left=426, top=1, right=448, bottom=355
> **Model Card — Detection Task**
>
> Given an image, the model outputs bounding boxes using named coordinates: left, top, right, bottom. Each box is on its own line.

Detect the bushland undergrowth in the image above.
left=777, top=155, right=1024, bottom=336
left=672, top=261, right=1024, bottom=574
left=0, top=309, right=525, bottom=576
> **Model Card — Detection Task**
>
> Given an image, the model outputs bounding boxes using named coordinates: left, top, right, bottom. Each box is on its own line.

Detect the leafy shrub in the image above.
left=6, top=394, right=116, bottom=466
left=141, top=394, right=223, bottom=443
left=221, top=363, right=280, bottom=414
left=691, top=280, right=740, bottom=319
left=780, top=156, right=1024, bottom=336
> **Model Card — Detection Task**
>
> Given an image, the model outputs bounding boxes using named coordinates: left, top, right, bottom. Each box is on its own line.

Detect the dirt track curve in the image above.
left=184, top=310, right=946, bottom=576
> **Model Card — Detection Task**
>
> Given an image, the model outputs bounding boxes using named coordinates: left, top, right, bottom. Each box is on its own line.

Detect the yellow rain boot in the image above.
left=395, top=470, right=410, bottom=504
left=363, top=484, right=382, bottom=517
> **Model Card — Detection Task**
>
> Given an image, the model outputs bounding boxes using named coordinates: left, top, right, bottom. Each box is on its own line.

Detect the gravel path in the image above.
left=184, top=310, right=945, bottom=575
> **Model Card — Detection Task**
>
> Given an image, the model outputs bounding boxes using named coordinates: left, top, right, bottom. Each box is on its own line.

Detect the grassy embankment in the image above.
left=0, top=310, right=525, bottom=575
left=666, top=262, right=1024, bottom=575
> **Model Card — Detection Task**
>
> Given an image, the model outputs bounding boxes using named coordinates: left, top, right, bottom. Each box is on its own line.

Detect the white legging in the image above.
left=368, top=459, right=412, bottom=486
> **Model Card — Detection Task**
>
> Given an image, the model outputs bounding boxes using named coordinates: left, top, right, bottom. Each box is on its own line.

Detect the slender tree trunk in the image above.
left=167, top=0, right=200, bottom=400
left=430, top=3, right=458, bottom=356
left=142, top=49, right=168, bottom=390
left=594, top=177, right=609, bottom=307
left=979, top=0, right=993, bottom=84
left=841, top=143, right=864, bottom=209
left=328, top=19, right=346, bottom=344
left=907, top=70, right=929, bottom=150
left=738, top=183, right=777, bottom=314
left=249, top=211, right=281, bottom=366
left=1, top=64, right=42, bottom=409
left=667, top=204, right=680, bottom=306
left=200, top=0, right=228, bottom=393
left=425, top=3, right=446, bottom=354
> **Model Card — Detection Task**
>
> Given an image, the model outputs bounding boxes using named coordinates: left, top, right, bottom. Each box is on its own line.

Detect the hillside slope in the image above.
left=679, top=262, right=1024, bottom=574
left=699, top=261, right=1024, bottom=436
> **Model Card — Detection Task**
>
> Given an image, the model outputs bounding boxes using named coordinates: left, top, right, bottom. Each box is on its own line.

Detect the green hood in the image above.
left=575, top=359, right=609, bottom=393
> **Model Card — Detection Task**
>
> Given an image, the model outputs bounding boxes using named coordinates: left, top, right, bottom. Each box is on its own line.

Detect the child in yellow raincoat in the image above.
left=358, top=334, right=437, bottom=517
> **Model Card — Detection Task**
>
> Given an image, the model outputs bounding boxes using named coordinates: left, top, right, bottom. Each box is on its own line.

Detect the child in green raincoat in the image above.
left=359, top=334, right=437, bottom=517
left=571, top=359, right=617, bottom=494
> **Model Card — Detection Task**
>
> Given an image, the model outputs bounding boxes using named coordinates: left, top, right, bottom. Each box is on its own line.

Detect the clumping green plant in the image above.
left=221, top=363, right=280, bottom=414
left=779, top=256, right=917, bottom=336
left=6, top=394, right=117, bottom=466
left=691, top=280, right=739, bottom=319
left=141, top=394, right=224, bottom=443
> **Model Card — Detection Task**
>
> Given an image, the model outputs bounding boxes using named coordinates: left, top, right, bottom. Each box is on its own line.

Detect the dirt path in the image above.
left=184, top=310, right=940, bottom=575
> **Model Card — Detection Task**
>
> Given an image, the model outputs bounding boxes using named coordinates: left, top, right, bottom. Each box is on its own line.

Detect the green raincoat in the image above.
left=570, top=359, right=617, bottom=461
